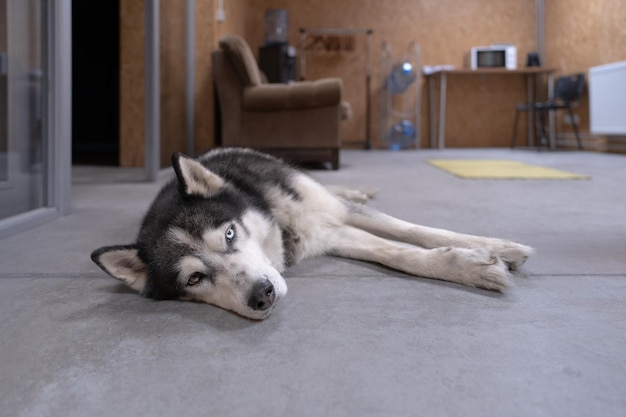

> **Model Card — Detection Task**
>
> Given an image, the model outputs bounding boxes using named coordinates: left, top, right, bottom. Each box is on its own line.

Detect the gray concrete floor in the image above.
left=1, top=149, right=625, bottom=417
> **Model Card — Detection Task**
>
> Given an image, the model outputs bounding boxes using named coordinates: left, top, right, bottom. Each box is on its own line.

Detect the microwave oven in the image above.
left=470, top=45, right=517, bottom=70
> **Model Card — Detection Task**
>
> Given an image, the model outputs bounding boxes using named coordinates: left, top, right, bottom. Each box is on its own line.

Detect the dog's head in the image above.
left=91, top=153, right=288, bottom=320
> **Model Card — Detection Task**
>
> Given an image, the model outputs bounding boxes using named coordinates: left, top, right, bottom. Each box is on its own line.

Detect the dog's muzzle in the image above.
left=246, top=279, right=276, bottom=311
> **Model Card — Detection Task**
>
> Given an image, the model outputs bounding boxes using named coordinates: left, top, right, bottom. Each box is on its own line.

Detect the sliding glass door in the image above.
left=0, top=0, right=45, bottom=221
left=0, top=0, right=71, bottom=238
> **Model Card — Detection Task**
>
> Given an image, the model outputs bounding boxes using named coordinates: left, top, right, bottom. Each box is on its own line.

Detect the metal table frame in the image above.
left=425, top=68, right=555, bottom=149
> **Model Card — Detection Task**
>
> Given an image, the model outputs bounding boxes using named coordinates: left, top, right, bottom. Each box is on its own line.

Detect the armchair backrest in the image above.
left=212, top=48, right=244, bottom=144
left=218, top=35, right=263, bottom=87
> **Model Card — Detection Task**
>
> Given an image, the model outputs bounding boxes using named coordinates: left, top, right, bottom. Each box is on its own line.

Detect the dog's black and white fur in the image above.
left=91, top=148, right=533, bottom=320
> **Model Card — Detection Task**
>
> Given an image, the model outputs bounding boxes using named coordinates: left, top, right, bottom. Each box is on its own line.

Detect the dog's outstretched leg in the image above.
left=325, top=185, right=378, bottom=204
left=329, top=226, right=513, bottom=290
left=345, top=203, right=533, bottom=271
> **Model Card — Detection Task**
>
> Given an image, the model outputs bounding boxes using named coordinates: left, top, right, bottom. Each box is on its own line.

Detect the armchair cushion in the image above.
left=242, top=78, right=343, bottom=111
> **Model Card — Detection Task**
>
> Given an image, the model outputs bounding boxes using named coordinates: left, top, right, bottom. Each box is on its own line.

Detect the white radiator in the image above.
left=589, top=60, right=626, bottom=135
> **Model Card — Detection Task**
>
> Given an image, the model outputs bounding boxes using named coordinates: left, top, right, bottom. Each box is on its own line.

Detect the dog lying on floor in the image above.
left=91, top=148, right=533, bottom=320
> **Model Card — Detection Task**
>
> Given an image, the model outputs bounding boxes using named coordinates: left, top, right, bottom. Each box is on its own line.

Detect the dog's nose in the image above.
left=247, top=280, right=275, bottom=311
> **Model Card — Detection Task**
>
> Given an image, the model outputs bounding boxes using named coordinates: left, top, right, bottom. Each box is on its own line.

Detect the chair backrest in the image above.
left=554, top=73, right=585, bottom=103
left=218, top=35, right=263, bottom=87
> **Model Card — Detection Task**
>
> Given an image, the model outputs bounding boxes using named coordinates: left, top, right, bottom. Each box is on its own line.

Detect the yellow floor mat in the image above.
left=427, top=159, right=590, bottom=179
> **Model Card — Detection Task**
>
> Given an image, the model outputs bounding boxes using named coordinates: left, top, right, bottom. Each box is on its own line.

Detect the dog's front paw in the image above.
left=488, top=240, right=534, bottom=271
left=463, top=248, right=513, bottom=290
left=438, top=247, right=512, bottom=291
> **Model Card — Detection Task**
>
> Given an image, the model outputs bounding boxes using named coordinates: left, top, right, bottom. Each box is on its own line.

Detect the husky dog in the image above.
left=91, top=148, right=533, bottom=320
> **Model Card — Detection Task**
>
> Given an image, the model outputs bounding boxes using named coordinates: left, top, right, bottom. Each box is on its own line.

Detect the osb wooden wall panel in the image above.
left=215, top=0, right=248, bottom=40
left=545, top=0, right=626, bottom=147
left=120, top=0, right=218, bottom=167
left=545, top=0, right=626, bottom=73
left=119, top=0, right=145, bottom=166
left=195, top=0, right=217, bottom=156
left=243, top=0, right=537, bottom=148
left=159, top=0, right=186, bottom=168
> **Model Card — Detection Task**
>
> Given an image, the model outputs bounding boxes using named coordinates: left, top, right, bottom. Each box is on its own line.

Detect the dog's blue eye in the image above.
left=225, top=225, right=236, bottom=242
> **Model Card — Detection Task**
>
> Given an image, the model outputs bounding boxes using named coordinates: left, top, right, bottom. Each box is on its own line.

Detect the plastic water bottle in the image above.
left=386, top=61, right=416, bottom=94
left=387, top=120, right=417, bottom=150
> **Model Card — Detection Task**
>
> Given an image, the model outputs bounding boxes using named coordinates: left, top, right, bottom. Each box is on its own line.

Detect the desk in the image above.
left=425, top=68, right=556, bottom=149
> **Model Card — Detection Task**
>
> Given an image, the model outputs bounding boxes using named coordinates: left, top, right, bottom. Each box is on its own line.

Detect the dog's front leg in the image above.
left=329, top=226, right=513, bottom=291
left=345, top=203, right=532, bottom=271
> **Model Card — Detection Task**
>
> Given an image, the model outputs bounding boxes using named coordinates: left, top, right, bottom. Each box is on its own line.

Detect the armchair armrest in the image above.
left=243, top=78, right=342, bottom=111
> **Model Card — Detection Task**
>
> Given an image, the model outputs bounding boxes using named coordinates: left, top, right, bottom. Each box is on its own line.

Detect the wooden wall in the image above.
left=119, top=0, right=145, bottom=166
left=119, top=0, right=626, bottom=166
left=194, top=0, right=217, bottom=158
left=159, top=0, right=187, bottom=167
left=545, top=0, right=626, bottom=150
left=545, top=0, right=626, bottom=73
left=120, top=0, right=219, bottom=167
left=243, top=0, right=537, bottom=148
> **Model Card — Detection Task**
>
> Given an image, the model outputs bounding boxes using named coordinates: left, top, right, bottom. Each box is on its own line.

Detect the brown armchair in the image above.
left=212, top=35, right=343, bottom=169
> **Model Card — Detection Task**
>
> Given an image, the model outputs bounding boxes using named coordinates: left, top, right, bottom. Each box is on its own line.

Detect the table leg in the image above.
left=429, top=76, right=436, bottom=148
left=547, top=72, right=556, bottom=150
left=526, top=74, right=535, bottom=147
left=438, top=72, right=447, bottom=149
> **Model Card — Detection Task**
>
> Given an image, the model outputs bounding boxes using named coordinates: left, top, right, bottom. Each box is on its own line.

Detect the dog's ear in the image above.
left=171, top=152, right=225, bottom=198
left=91, top=245, right=148, bottom=293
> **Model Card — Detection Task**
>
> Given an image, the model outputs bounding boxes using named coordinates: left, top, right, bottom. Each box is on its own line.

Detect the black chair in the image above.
left=511, top=73, right=585, bottom=150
